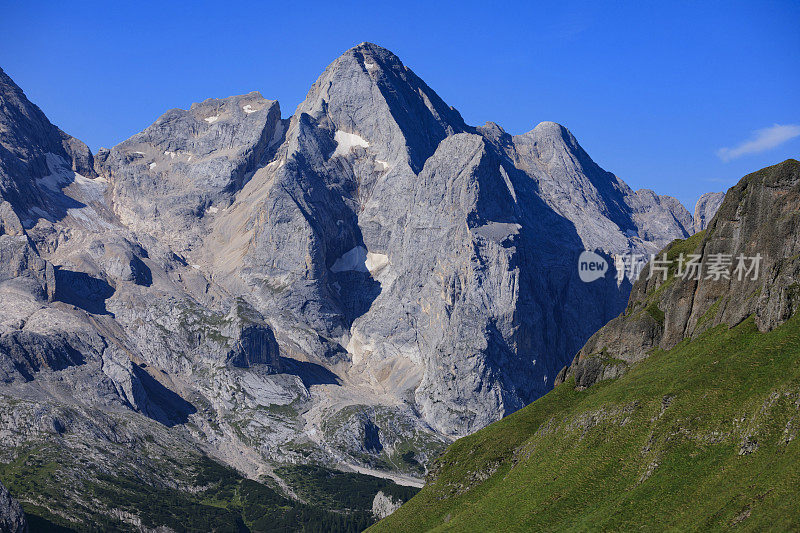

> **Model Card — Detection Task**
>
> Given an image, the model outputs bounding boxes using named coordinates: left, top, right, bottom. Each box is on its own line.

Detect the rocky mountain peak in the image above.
left=510, top=120, right=692, bottom=254
left=514, top=120, right=603, bottom=186
left=99, top=91, right=283, bottom=252
left=0, top=43, right=727, bottom=513
left=0, top=66, right=64, bottom=161
left=295, top=42, right=467, bottom=173
left=529, top=119, right=575, bottom=141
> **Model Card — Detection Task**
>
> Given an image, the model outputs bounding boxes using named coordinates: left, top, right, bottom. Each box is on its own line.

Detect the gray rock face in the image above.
left=372, top=490, right=402, bottom=519
left=508, top=121, right=692, bottom=254
left=693, top=191, right=725, bottom=232
left=195, top=44, right=695, bottom=435
left=629, top=189, right=693, bottom=245
left=0, top=482, right=27, bottom=533
left=0, top=42, right=703, bottom=500
left=0, top=200, right=55, bottom=303
left=0, top=67, right=94, bottom=218
left=558, top=159, right=800, bottom=389
left=99, top=91, right=284, bottom=254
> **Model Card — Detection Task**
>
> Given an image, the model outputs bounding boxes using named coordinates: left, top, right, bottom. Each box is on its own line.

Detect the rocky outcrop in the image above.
left=372, top=490, right=403, bottom=520
left=0, top=200, right=55, bottom=302
left=693, top=191, right=725, bottom=232
left=226, top=323, right=280, bottom=369
left=558, top=159, right=800, bottom=388
left=0, top=482, right=27, bottom=533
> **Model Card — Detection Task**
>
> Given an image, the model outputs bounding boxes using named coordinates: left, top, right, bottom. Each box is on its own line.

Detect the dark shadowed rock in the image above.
left=227, top=323, right=281, bottom=370
left=0, top=482, right=27, bottom=533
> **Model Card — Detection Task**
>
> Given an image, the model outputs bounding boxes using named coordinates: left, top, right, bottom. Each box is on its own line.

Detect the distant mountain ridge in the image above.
left=0, top=44, right=722, bottom=529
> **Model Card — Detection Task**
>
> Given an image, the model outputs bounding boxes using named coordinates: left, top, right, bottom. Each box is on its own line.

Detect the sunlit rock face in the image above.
left=693, top=191, right=725, bottom=232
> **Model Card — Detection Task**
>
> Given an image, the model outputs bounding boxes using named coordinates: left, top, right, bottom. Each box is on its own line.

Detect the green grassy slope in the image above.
left=371, top=311, right=800, bottom=532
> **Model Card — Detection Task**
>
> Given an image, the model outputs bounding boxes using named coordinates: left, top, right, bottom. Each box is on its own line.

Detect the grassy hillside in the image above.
left=371, top=310, right=800, bottom=531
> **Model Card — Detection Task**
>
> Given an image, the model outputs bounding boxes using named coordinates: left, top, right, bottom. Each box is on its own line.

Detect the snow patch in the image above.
left=330, top=246, right=388, bottom=274
left=366, top=252, right=389, bottom=272
left=31, top=154, right=114, bottom=231
left=72, top=172, right=107, bottom=203
left=375, top=159, right=390, bottom=170
left=471, top=222, right=521, bottom=244
left=164, top=150, right=177, bottom=159
left=36, top=153, right=73, bottom=192
left=243, top=104, right=257, bottom=114
left=331, top=247, right=368, bottom=273
left=66, top=206, right=102, bottom=227
left=191, top=264, right=200, bottom=270
left=149, top=162, right=157, bottom=169
left=364, top=61, right=377, bottom=70
left=207, top=206, right=219, bottom=214
left=204, top=115, right=220, bottom=123
left=333, top=130, right=369, bottom=157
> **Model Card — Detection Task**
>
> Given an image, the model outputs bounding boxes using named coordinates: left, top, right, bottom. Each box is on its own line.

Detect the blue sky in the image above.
left=1, top=0, right=798, bottom=209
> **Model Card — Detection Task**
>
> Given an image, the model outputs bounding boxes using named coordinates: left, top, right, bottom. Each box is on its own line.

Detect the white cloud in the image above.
left=717, top=124, right=800, bottom=162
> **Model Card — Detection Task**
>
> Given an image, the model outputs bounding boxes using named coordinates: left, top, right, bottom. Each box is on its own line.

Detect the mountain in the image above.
left=371, top=159, right=800, bottom=532
left=0, top=43, right=705, bottom=529
left=95, top=43, right=698, bottom=437
left=693, top=191, right=725, bottom=232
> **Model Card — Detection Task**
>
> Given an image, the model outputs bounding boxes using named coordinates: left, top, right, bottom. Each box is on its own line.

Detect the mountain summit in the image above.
left=296, top=42, right=468, bottom=173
